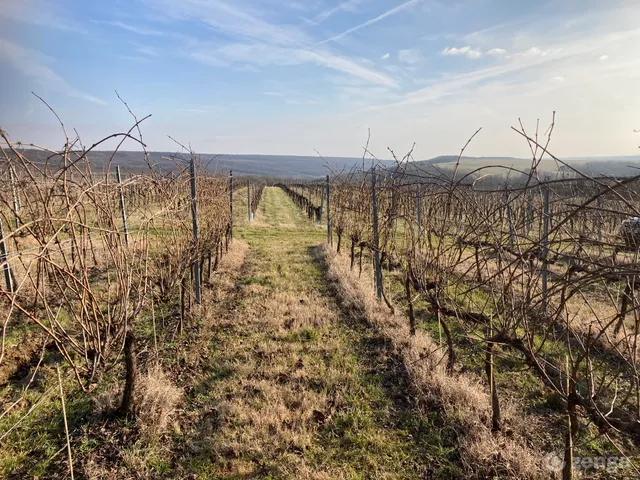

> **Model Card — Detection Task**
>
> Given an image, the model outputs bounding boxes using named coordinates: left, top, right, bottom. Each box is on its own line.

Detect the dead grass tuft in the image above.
left=93, top=366, right=182, bottom=439
left=136, top=366, right=182, bottom=438
left=217, top=240, right=249, bottom=275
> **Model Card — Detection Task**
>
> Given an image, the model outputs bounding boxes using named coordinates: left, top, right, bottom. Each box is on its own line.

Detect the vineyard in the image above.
left=1, top=121, right=640, bottom=479
left=281, top=137, right=640, bottom=478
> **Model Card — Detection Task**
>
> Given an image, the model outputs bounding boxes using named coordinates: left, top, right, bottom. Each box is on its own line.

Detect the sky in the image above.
left=1, top=0, right=639, bottom=159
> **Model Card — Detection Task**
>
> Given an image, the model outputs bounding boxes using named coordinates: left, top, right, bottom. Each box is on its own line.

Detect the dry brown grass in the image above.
left=322, top=245, right=551, bottom=479
left=136, top=367, right=182, bottom=438
left=93, top=366, right=181, bottom=438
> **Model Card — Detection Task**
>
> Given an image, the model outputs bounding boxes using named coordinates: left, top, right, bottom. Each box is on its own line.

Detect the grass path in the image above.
left=170, top=187, right=441, bottom=478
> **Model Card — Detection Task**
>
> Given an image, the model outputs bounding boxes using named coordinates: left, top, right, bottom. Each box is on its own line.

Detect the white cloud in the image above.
left=552, top=76, right=565, bottom=81
left=382, top=53, right=390, bottom=60
left=441, top=46, right=483, bottom=59
left=487, top=48, right=507, bottom=56
left=600, top=54, right=609, bottom=61
left=96, top=20, right=165, bottom=36
left=398, top=49, right=421, bottom=64
left=0, top=39, right=106, bottom=105
left=519, top=46, right=551, bottom=57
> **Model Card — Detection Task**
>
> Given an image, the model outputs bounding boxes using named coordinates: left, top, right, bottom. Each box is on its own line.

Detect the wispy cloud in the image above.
left=398, top=49, right=421, bottom=64
left=144, top=0, right=398, bottom=87
left=191, top=42, right=397, bottom=87
left=178, top=106, right=217, bottom=114
left=0, top=0, right=87, bottom=34
left=303, top=0, right=363, bottom=26
left=317, top=0, right=422, bottom=44
left=95, top=20, right=165, bottom=36
left=285, top=98, right=321, bottom=105
left=132, top=43, right=162, bottom=57
left=144, top=0, right=308, bottom=46
left=0, top=39, right=106, bottom=105
left=382, top=53, right=390, bottom=60
left=302, top=49, right=397, bottom=87
left=117, top=55, right=153, bottom=63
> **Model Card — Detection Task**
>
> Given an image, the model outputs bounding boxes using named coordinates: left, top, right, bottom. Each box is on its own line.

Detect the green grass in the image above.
left=158, top=186, right=454, bottom=478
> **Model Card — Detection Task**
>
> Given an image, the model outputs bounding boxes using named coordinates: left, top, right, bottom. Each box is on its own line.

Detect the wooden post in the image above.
left=372, top=167, right=383, bottom=301
left=505, top=188, right=515, bottom=248
left=190, top=158, right=201, bottom=305
left=486, top=322, right=501, bottom=432
left=416, top=184, right=422, bottom=241
left=247, top=179, right=251, bottom=222
left=597, top=195, right=602, bottom=245
left=526, top=188, right=533, bottom=233
left=116, top=166, right=129, bottom=246
left=0, top=218, right=13, bottom=293
left=326, top=175, right=332, bottom=245
left=229, top=171, right=233, bottom=241
left=119, top=331, right=137, bottom=416
left=405, top=273, right=416, bottom=335
left=9, top=167, right=20, bottom=229
left=320, top=182, right=325, bottom=222
left=542, top=185, right=550, bottom=315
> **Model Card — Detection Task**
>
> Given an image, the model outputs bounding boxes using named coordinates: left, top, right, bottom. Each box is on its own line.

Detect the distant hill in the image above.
left=408, top=155, right=640, bottom=179
left=14, top=150, right=394, bottom=180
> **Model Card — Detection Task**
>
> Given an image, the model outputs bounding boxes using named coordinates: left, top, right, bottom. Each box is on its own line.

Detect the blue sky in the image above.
left=1, top=0, right=639, bottom=158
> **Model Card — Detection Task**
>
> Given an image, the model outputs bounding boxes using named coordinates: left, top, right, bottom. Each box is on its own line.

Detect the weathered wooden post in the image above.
left=372, top=167, right=383, bottom=301
left=596, top=195, right=602, bottom=245
left=229, top=171, right=233, bottom=241
left=190, top=158, right=201, bottom=305
left=320, top=182, right=325, bottom=222
left=116, top=166, right=129, bottom=246
left=247, top=179, right=251, bottom=222
left=542, top=184, right=550, bottom=315
left=326, top=175, right=332, bottom=245
left=416, top=184, right=422, bottom=241
left=505, top=187, right=515, bottom=248
left=9, top=166, right=20, bottom=229
left=0, top=217, right=13, bottom=293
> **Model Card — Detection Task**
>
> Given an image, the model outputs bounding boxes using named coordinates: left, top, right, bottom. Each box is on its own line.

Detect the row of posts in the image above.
left=321, top=170, right=555, bottom=311
left=322, top=169, right=382, bottom=300
left=0, top=161, right=226, bottom=305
